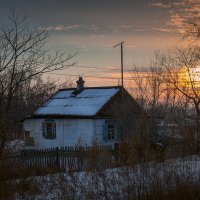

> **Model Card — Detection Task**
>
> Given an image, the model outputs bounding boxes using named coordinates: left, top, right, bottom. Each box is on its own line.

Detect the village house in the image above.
left=23, top=77, right=144, bottom=149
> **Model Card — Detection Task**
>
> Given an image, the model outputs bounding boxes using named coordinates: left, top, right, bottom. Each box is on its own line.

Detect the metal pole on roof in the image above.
left=113, top=41, right=124, bottom=87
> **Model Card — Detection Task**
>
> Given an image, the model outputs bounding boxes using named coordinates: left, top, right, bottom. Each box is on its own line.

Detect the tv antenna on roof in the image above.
left=113, top=41, right=124, bottom=87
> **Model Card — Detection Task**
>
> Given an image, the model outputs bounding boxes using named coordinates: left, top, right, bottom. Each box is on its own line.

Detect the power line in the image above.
left=46, top=72, right=121, bottom=80
left=63, top=64, right=132, bottom=73
left=46, top=72, right=143, bottom=81
left=74, top=65, right=121, bottom=71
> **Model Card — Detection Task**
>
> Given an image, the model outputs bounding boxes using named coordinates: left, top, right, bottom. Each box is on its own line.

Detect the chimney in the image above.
left=76, top=77, right=85, bottom=92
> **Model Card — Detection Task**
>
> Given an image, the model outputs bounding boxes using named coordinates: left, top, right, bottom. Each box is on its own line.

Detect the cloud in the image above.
left=39, top=24, right=84, bottom=31
left=88, top=25, right=99, bottom=32
left=111, top=25, right=173, bottom=34
left=115, top=25, right=134, bottom=29
left=151, top=27, right=171, bottom=33
left=80, top=44, right=90, bottom=52
left=109, top=25, right=148, bottom=33
left=91, top=34, right=107, bottom=38
left=39, top=24, right=99, bottom=32
left=168, top=14, right=186, bottom=33
left=150, top=3, right=170, bottom=8
left=40, top=22, right=174, bottom=37
left=151, top=0, right=200, bottom=34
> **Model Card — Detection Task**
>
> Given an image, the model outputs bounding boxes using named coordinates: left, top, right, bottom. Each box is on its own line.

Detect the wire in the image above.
left=45, top=72, right=136, bottom=80
left=45, top=65, right=153, bottom=80
left=74, top=65, right=120, bottom=71
left=46, top=71, right=152, bottom=80
left=76, top=65, right=132, bottom=73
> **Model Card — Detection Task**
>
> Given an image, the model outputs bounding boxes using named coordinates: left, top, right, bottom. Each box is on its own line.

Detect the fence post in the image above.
left=56, top=147, right=59, bottom=170
left=114, top=143, right=119, bottom=163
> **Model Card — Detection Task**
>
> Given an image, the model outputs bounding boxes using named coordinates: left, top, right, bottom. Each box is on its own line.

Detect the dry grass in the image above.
left=0, top=134, right=199, bottom=199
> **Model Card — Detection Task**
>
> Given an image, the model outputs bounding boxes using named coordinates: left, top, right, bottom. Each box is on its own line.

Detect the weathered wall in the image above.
left=23, top=118, right=117, bottom=149
left=93, top=119, right=106, bottom=143
left=24, top=119, right=95, bottom=149
left=94, top=119, right=120, bottom=145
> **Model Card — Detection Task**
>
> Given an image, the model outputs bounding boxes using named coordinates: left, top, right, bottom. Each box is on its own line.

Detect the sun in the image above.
left=178, top=66, right=200, bottom=93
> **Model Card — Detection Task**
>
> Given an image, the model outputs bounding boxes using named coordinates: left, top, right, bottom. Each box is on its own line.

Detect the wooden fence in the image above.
left=0, top=144, right=118, bottom=178
left=1, top=141, right=197, bottom=180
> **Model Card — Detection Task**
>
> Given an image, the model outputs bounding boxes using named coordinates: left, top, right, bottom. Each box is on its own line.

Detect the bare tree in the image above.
left=130, top=64, right=167, bottom=111
left=130, top=63, right=178, bottom=137
left=0, top=9, right=75, bottom=116
left=0, top=9, right=75, bottom=156
left=156, top=43, right=200, bottom=142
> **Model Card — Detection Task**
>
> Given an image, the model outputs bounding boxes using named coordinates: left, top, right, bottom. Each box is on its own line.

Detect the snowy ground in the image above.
left=4, top=139, right=25, bottom=154
left=13, top=155, right=200, bottom=200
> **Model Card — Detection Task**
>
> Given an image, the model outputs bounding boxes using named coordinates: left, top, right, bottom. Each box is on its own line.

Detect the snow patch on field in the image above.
left=4, top=140, right=25, bottom=153
left=13, top=155, right=200, bottom=200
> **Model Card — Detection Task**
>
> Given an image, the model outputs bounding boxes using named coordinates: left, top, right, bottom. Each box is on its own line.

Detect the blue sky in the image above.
left=0, top=0, right=198, bottom=86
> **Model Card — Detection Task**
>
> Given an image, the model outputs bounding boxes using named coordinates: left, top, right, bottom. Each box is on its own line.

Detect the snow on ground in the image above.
left=4, top=139, right=25, bottom=153
left=13, top=155, right=200, bottom=200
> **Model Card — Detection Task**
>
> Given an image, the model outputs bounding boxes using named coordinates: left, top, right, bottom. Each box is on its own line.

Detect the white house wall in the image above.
left=62, top=119, right=94, bottom=146
left=24, top=118, right=95, bottom=149
left=93, top=119, right=107, bottom=143
left=93, top=119, right=119, bottom=145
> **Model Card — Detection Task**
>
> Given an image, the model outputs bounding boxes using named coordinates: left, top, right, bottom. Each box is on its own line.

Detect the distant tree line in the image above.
left=130, top=4, right=200, bottom=149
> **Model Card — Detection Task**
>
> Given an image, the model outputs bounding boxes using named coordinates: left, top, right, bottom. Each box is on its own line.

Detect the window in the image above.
left=103, top=120, right=121, bottom=142
left=24, top=131, right=35, bottom=146
left=107, top=124, right=115, bottom=140
left=42, top=120, right=56, bottom=139
left=25, top=131, right=30, bottom=138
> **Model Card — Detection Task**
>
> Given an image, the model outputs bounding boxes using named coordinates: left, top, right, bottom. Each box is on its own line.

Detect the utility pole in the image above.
left=113, top=41, right=124, bottom=87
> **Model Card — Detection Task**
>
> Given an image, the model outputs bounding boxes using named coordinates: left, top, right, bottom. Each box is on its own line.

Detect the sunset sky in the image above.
left=0, top=0, right=198, bottom=87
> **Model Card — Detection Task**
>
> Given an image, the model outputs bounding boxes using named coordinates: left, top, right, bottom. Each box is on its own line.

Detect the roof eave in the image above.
left=24, top=114, right=112, bottom=120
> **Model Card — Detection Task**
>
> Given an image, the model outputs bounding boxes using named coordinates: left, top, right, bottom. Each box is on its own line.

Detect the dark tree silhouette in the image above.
left=0, top=9, right=75, bottom=156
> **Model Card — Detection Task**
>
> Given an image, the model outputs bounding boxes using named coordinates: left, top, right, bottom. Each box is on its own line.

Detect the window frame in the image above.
left=107, top=124, right=115, bottom=140
left=42, top=119, right=56, bottom=140
left=103, top=120, right=121, bottom=142
left=24, top=131, right=35, bottom=146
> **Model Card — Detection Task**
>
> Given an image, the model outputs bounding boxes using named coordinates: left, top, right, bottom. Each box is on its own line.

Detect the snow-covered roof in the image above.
left=33, top=87, right=121, bottom=117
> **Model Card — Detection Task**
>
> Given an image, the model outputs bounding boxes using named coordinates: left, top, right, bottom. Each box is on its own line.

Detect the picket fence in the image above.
left=0, top=144, right=119, bottom=176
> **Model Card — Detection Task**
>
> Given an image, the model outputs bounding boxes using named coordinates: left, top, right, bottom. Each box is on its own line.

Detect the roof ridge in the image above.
left=59, top=85, right=122, bottom=91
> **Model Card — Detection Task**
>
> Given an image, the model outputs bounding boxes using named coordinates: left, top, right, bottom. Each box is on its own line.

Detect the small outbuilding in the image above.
left=23, top=77, right=144, bottom=149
